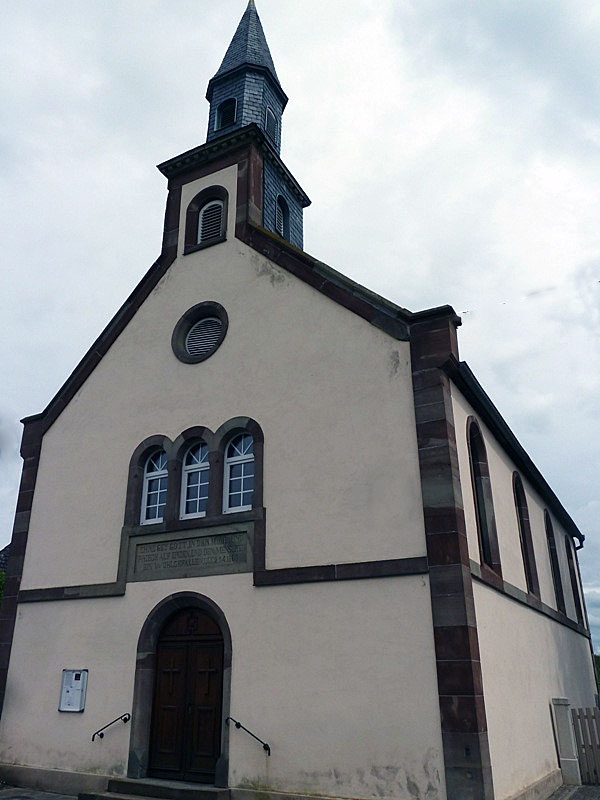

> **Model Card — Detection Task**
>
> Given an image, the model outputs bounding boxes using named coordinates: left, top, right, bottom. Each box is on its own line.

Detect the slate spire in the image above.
left=212, top=0, right=282, bottom=89
left=205, top=0, right=288, bottom=151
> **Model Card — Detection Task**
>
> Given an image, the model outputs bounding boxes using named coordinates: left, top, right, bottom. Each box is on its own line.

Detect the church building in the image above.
left=0, top=4, right=596, bottom=800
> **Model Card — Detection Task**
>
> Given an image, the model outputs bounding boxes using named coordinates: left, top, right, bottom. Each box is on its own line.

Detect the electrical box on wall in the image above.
left=58, top=669, right=88, bottom=712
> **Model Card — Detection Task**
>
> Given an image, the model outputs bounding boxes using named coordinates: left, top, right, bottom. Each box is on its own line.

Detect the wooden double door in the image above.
left=149, top=608, right=224, bottom=784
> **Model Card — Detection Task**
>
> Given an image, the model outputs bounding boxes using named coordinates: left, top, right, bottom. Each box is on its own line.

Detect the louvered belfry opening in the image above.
left=199, top=200, right=224, bottom=244
left=276, top=201, right=284, bottom=237
left=217, top=99, right=236, bottom=129
left=265, top=107, right=277, bottom=143
left=185, top=317, right=223, bottom=359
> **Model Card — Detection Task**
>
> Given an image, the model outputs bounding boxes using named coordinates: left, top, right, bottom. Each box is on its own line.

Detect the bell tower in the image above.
left=202, top=0, right=308, bottom=248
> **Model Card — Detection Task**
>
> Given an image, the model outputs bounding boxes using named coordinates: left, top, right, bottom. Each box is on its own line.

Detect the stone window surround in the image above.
left=565, top=534, right=585, bottom=625
left=466, top=416, right=503, bottom=583
left=545, top=510, right=567, bottom=615
left=184, top=185, right=229, bottom=255
left=512, top=471, right=540, bottom=598
left=124, top=418, right=264, bottom=529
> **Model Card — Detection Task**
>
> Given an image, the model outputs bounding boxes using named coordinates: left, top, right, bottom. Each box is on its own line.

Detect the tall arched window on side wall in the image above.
left=512, top=473, right=539, bottom=596
left=180, top=441, right=210, bottom=519
left=184, top=186, right=228, bottom=254
left=223, top=433, right=254, bottom=513
left=565, top=535, right=584, bottom=625
left=141, top=450, right=168, bottom=524
left=467, top=419, right=502, bottom=576
left=544, top=511, right=566, bottom=614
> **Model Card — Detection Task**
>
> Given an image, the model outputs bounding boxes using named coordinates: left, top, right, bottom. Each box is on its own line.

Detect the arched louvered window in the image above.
left=217, top=98, right=236, bottom=130
left=198, top=200, right=224, bottom=244
left=181, top=442, right=210, bottom=518
left=545, top=511, right=566, bottom=614
left=275, top=195, right=289, bottom=240
left=513, top=473, right=539, bottom=596
left=141, top=450, right=168, bottom=524
left=184, top=186, right=228, bottom=255
left=265, top=107, right=277, bottom=143
left=565, top=535, right=584, bottom=624
left=223, top=433, right=254, bottom=512
left=467, top=419, right=501, bottom=575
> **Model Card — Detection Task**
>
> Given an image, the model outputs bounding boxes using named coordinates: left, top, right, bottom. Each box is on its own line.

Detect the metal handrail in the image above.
left=226, top=716, right=271, bottom=756
left=91, top=713, right=131, bottom=742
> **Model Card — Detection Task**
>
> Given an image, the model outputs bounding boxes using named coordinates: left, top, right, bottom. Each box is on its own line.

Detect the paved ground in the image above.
left=0, top=788, right=77, bottom=800
left=0, top=783, right=600, bottom=800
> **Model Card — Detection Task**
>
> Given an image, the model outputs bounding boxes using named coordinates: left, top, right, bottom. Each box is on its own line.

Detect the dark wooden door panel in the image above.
left=185, top=643, right=223, bottom=778
left=149, top=643, right=187, bottom=773
left=148, top=609, right=224, bottom=784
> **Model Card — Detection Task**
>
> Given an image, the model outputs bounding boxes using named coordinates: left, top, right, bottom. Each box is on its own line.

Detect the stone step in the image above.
left=110, top=778, right=229, bottom=800
left=80, top=779, right=230, bottom=800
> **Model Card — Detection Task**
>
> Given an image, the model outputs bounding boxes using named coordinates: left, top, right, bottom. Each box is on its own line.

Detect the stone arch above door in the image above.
left=128, top=592, right=232, bottom=787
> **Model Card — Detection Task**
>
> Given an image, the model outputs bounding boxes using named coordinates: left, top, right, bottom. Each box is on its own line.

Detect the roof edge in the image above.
left=158, top=124, right=309, bottom=206
left=206, top=64, right=288, bottom=108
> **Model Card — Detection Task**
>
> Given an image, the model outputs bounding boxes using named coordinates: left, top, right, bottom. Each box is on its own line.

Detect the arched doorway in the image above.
left=149, top=608, right=224, bottom=783
left=128, top=593, right=232, bottom=787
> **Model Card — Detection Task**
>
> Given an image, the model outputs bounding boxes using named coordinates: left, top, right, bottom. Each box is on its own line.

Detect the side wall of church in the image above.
left=451, top=387, right=596, bottom=800
left=0, top=163, right=446, bottom=799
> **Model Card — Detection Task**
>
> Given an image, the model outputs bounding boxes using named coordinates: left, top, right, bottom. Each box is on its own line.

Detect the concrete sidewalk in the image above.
left=1, top=784, right=600, bottom=800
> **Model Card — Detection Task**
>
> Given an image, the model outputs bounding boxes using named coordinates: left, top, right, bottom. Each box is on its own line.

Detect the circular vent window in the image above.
left=172, top=302, right=228, bottom=364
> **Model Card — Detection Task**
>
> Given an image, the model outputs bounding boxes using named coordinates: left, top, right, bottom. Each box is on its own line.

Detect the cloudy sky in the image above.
left=1, top=1, right=598, bottom=647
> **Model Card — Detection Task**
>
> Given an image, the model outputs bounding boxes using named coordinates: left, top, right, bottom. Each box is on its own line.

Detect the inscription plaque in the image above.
left=128, top=528, right=252, bottom=582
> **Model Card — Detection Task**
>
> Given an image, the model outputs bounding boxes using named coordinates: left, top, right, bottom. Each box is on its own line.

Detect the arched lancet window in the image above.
left=544, top=511, right=566, bottom=614
left=565, top=535, right=584, bottom=624
left=216, top=98, right=236, bottom=130
left=181, top=442, right=210, bottom=518
left=513, top=473, right=539, bottom=596
left=265, top=107, right=277, bottom=142
left=141, top=450, right=168, bottom=524
left=223, top=433, right=254, bottom=513
left=199, top=200, right=224, bottom=244
left=467, top=419, right=501, bottom=574
left=184, top=186, right=228, bottom=254
left=275, top=195, right=289, bottom=239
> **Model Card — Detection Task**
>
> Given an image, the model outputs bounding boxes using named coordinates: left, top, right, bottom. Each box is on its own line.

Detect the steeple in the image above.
left=212, top=0, right=283, bottom=92
left=205, top=0, right=287, bottom=153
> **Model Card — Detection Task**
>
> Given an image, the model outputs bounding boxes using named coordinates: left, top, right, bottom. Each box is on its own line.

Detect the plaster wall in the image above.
left=451, top=387, right=580, bottom=616
left=0, top=575, right=446, bottom=800
left=21, top=165, right=425, bottom=590
left=473, top=580, right=596, bottom=800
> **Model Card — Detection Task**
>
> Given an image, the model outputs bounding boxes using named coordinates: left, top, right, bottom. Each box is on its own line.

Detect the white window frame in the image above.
left=223, top=434, right=254, bottom=513
left=141, top=450, right=168, bottom=525
left=180, top=442, right=210, bottom=519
